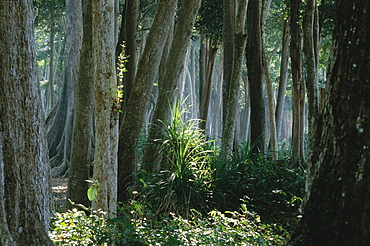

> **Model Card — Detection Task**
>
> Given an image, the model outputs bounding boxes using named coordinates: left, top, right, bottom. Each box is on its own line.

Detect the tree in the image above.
left=246, top=0, right=266, bottom=153
left=46, top=0, right=82, bottom=177
left=0, top=1, right=53, bottom=244
left=118, top=0, right=179, bottom=202
left=289, top=0, right=306, bottom=167
left=142, top=0, right=202, bottom=172
left=116, top=0, right=140, bottom=107
left=34, top=0, right=65, bottom=112
left=67, top=0, right=94, bottom=210
left=288, top=0, right=370, bottom=244
left=91, top=0, right=119, bottom=215
left=221, top=0, right=248, bottom=158
left=275, top=18, right=290, bottom=140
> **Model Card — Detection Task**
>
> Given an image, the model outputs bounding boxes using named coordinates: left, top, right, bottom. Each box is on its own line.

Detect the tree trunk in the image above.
left=199, top=39, right=218, bottom=132
left=290, top=0, right=306, bottom=168
left=47, top=0, right=82, bottom=177
left=48, top=19, right=56, bottom=111
left=91, top=0, right=118, bottom=216
left=141, top=0, right=202, bottom=172
left=246, top=0, right=265, bottom=153
left=0, top=1, right=53, bottom=244
left=116, top=0, right=140, bottom=106
left=118, top=0, right=179, bottom=202
left=275, top=19, right=290, bottom=140
left=67, top=0, right=94, bottom=210
left=288, top=1, right=370, bottom=244
left=302, top=0, right=321, bottom=205
left=263, top=52, right=278, bottom=160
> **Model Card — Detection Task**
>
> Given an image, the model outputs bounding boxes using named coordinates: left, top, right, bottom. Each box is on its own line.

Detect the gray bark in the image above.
left=67, top=0, right=93, bottom=210
left=0, top=1, right=53, bottom=244
left=92, top=0, right=119, bottom=216
left=275, top=19, right=290, bottom=140
left=47, top=0, right=82, bottom=177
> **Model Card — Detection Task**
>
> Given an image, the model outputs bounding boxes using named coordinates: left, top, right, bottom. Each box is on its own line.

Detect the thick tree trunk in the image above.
left=288, top=1, right=370, bottom=244
left=118, top=0, right=179, bottom=202
left=0, top=1, right=53, bottom=244
left=67, top=0, right=93, bottom=210
left=246, top=0, right=265, bottom=153
left=91, top=0, right=118, bottom=216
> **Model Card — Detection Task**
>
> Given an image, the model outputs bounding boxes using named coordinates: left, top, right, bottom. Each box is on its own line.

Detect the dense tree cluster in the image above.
left=1, top=0, right=369, bottom=244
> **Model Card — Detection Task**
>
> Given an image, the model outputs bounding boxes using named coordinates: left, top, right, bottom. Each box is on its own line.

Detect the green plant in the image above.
left=136, top=100, right=216, bottom=216
left=50, top=209, right=110, bottom=245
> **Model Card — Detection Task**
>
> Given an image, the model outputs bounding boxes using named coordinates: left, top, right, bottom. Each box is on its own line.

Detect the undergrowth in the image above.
left=50, top=102, right=305, bottom=245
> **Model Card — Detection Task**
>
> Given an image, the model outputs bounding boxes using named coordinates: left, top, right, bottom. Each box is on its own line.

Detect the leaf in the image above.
left=87, top=186, right=97, bottom=201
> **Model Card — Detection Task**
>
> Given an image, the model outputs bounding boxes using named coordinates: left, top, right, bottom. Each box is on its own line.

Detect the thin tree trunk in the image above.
left=275, top=19, right=290, bottom=140
left=118, top=0, right=178, bottom=202
left=141, top=0, right=202, bottom=172
left=48, top=20, right=56, bottom=110
left=246, top=0, right=265, bottom=153
left=199, top=39, right=218, bottom=131
left=67, top=0, right=93, bottom=210
left=303, top=0, right=320, bottom=205
left=221, top=0, right=248, bottom=158
left=263, top=52, right=278, bottom=160
left=116, top=0, right=140, bottom=106
left=290, top=0, right=306, bottom=168
left=91, top=0, right=118, bottom=216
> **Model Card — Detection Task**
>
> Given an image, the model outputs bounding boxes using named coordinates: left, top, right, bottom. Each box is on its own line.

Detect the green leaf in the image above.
left=87, top=186, right=97, bottom=201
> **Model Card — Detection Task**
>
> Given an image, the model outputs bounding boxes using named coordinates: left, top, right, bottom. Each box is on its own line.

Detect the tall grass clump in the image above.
left=135, top=101, right=216, bottom=216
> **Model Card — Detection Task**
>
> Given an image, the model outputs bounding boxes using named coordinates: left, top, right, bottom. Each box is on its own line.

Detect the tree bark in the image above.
left=275, top=19, right=290, bottom=140
left=141, top=0, right=202, bottom=172
left=116, top=0, right=140, bottom=106
left=288, top=1, right=370, bottom=244
left=0, top=1, right=53, bottom=244
left=48, top=19, right=56, bottom=111
left=118, top=0, right=179, bottom=202
left=290, top=0, right=306, bottom=168
left=91, top=0, right=118, bottom=216
left=246, top=0, right=265, bottom=153
left=199, top=39, right=218, bottom=132
left=47, top=0, right=82, bottom=177
left=67, top=0, right=94, bottom=210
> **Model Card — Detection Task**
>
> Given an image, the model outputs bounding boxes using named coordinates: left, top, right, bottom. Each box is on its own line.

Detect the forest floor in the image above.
left=52, top=178, right=68, bottom=213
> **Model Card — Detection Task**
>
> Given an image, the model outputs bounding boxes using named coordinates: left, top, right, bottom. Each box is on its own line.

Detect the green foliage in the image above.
left=136, top=101, right=216, bottom=215
left=50, top=202, right=288, bottom=246
left=211, top=144, right=305, bottom=228
left=195, top=0, right=223, bottom=42
left=50, top=209, right=111, bottom=245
